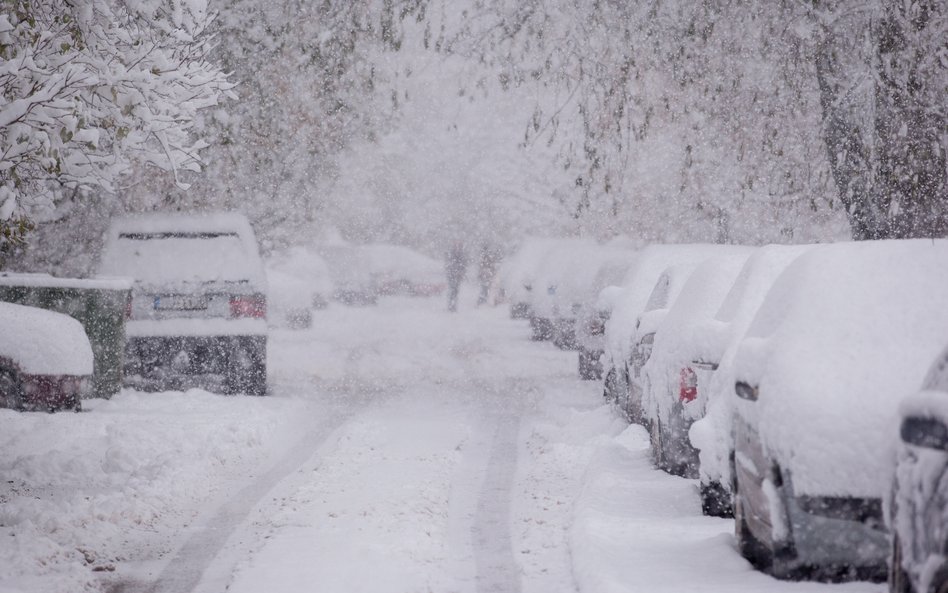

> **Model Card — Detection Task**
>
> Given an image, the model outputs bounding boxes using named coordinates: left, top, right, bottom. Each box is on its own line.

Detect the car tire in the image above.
left=0, top=368, right=24, bottom=411
left=578, top=349, right=600, bottom=381
left=700, top=480, right=734, bottom=518
left=226, top=345, right=267, bottom=396
left=734, top=478, right=770, bottom=570
left=603, top=367, right=617, bottom=401
left=649, top=417, right=665, bottom=470
left=890, top=534, right=915, bottom=593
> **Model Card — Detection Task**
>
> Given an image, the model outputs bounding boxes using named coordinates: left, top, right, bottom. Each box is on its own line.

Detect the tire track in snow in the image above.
left=110, top=404, right=352, bottom=593
left=472, top=411, right=523, bottom=593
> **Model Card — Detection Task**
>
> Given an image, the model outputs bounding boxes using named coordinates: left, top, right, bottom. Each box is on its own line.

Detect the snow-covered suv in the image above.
left=99, top=213, right=267, bottom=395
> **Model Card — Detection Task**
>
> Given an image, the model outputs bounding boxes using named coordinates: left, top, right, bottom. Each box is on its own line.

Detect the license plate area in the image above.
left=154, top=294, right=208, bottom=311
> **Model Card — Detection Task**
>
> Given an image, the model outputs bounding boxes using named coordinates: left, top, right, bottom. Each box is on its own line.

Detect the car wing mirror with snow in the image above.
left=734, top=381, right=759, bottom=402
left=901, top=416, right=948, bottom=451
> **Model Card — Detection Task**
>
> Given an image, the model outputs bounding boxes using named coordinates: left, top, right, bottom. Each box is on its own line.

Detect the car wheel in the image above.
left=734, top=477, right=770, bottom=570
left=603, top=367, right=617, bottom=401
left=890, top=534, right=915, bottom=593
left=700, top=480, right=734, bottom=518
left=649, top=417, right=665, bottom=470
left=0, top=368, right=24, bottom=411
left=578, top=349, right=599, bottom=381
left=226, top=347, right=267, bottom=396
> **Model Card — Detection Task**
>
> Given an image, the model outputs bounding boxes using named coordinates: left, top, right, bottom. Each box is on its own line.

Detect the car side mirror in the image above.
left=901, top=416, right=948, bottom=451
left=735, top=381, right=759, bottom=402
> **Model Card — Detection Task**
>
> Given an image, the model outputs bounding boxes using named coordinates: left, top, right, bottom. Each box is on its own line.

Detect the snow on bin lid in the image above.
left=0, top=301, right=93, bottom=376
left=98, top=213, right=265, bottom=288
left=732, top=239, right=948, bottom=498
left=0, top=272, right=133, bottom=291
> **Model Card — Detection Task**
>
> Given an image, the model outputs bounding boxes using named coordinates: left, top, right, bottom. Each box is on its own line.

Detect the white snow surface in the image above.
left=98, top=213, right=265, bottom=289
left=641, top=253, right=752, bottom=424
left=0, top=273, right=133, bottom=291
left=499, top=237, right=569, bottom=306
left=604, top=244, right=752, bottom=372
left=732, top=239, right=948, bottom=498
left=688, top=244, right=814, bottom=485
left=0, top=284, right=877, bottom=593
left=0, top=301, right=93, bottom=375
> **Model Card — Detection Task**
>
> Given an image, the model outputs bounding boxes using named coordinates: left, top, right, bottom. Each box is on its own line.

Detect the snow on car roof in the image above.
left=687, top=244, right=814, bottom=484
left=98, top=213, right=265, bottom=288
left=643, top=253, right=753, bottom=420
left=499, top=237, right=569, bottom=302
left=732, top=239, right=948, bottom=498
left=0, top=301, right=93, bottom=375
left=605, top=244, right=750, bottom=365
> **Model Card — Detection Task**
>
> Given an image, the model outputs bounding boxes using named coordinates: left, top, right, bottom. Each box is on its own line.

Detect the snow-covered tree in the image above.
left=0, top=0, right=231, bottom=254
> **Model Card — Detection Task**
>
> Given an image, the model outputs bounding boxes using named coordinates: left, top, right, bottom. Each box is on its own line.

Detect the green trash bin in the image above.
left=0, top=273, right=133, bottom=398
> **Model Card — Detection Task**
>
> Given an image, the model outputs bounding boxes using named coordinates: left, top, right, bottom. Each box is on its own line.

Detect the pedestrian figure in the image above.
left=477, top=243, right=502, bottom=306
left=445, top=241, right=468, bottom=312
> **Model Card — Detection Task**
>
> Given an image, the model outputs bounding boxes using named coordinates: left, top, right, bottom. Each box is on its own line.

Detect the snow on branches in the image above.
left=0, top=0, right=232, bottom=246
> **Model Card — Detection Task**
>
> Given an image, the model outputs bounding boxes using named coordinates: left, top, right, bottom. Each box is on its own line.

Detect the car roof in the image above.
left=0, top=301, right=93, bottom=376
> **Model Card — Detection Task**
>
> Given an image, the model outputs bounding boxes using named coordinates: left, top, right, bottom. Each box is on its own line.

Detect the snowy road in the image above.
left=1, top=292, right=879, bottom=593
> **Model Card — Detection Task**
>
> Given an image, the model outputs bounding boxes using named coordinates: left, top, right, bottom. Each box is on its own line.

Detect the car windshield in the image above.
left=101, top=232, right=252, bottom=286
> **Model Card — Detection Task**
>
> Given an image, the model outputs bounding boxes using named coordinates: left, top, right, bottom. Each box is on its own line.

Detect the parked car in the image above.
left=266, top=246, right=334, bottom=329
left=574, top=258, right=637, bottom=380
left=687, top=244, right=813, bottom=517
left=890, top=344, right=948, bottom=593
left=624, top=262, right=701, bottom=426
left=318, top=244, right=379, bottom=306
left=730, top=239, right=948, bottom=581
left=526, top=238, right=598, bottom=342
left=499, top=237, right=563, bottom=319
left=0, top=301, right=93, bottom=411
left=359, top=244, right=446, bottom=297
left=641, top=252, right=752, bottom=478
left=602, top=244, right=748, bottom=417
left=98, top=212, right=268, bottom=396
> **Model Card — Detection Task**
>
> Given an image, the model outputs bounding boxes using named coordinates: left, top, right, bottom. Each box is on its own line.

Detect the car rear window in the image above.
left=101, top=232, right=256, bottom=286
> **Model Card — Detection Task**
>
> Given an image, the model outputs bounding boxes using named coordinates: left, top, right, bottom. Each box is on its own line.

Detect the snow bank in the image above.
left=0, top=301, right=93, bottom=375
left=732, top=239, right=948, bottom=498
left=0, top=389, right=316, bottom=593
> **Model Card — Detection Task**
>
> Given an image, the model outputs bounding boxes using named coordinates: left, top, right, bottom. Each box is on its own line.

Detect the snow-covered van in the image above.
left=98, top=212, right=268, bottom=395
left=730, top=239, right=948, bottom=581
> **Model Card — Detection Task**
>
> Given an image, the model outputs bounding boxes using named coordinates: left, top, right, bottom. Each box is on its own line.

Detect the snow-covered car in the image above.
left=890, top=344, right=948, bottom=593
left=685, top=244, right=813, bottom=517
left=602, top=244, right=749, bottom=418
left=266, top=246, right=334, bottom=329
left=318, top=244, right=378, bottom=306
left=526, top=238, right=598, bottom=342
left=573, top=254, right=638, bottom=380
left=546, top=241, right=635, bottom=356
left=359, top=244, right=446, bottom=297
left=641, top=252, right=752, bottom=478
left=98, top=213, right=268, bottom=396
left=0, top=301, right=93, bottom=411
left=730, top=239, right=948, bottom=582
left=623, top=262, right=701, bottom=426
left=499, top=237, right=564, bottom=319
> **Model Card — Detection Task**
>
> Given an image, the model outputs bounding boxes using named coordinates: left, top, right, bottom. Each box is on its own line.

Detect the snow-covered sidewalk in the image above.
left=0, top=293, right=880, bottom=593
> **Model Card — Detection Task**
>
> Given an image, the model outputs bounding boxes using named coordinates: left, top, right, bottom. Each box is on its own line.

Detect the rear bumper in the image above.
left=124, top=334, right=266, bottom=394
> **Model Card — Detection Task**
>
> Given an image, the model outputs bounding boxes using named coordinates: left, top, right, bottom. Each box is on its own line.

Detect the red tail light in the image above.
left=230, top=295, right=266, bottom=319
left=679, top=367, right=698, bottom=403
